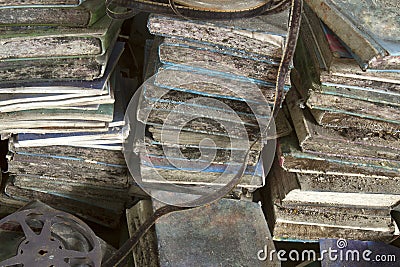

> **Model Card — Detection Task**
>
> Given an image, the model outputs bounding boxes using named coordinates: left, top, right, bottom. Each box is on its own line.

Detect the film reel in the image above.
left=0, top=203, right=102, bottom=267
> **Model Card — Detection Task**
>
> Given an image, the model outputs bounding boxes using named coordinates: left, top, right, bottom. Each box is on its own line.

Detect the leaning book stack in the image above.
left=131, top=11, right=294, bottom=199
left=264, top=2, right=400, bottom=242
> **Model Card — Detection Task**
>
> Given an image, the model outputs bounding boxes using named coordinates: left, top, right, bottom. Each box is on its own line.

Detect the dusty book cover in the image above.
left=292, top=68, right=400, bottom=125
left=286, top=88, right=400, bottom=160
left=0, top=103, right=114, bottom=123
left=0, top=38, right=120, bottom=83
left=305, top=0, right=400, bottom=69
left=158, top=37, right=289, bottom=85
left=297, top=15, right=400, bottom=92
left=0, top=0, right=105, bottom=27
left=139, top=160, right=264, bottom=189
left=147, top=10, right=289, bottom=60
left=296, top=172, right=400, bottom=195
left=310, top=109, right=400, bottom=134
left=0, top=14, right=122, bottom=59
left=4, top=181, right=123, bottom=228
left=0, top=40, right=123, bottom=94
left=154, top=64, right=289, bottom=104
left=278, top=133, right=400, bottom=179
left=293, top=36, right=400, bottom=123
left=139, top=82, right=271, bottom=123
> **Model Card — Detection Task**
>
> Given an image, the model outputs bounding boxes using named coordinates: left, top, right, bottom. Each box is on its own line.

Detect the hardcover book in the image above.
left=0, top=0, right=105, bottom=27
left=286, top=86, right=400, bottom=160
left=147, top=10, right=289, bottom=60
left=305, top=0, right=400, bottom=69
left=158, top=37, right=289, bottom=85
left=0, top=15, right=122, bottom=60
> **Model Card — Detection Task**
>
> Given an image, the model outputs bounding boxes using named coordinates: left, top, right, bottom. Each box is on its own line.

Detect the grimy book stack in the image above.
left=0, top=0, right=134, bottom=227
left=134, top=11, right=294, bottom=199
left=264, top=2, right=400, bottom=242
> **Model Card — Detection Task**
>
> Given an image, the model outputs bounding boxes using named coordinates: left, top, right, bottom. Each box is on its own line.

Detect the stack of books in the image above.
left=0, top=0, right=123, bottom=137
left=132, top=12, right=294, bottom=199
left=0, top=0, right=133, bottom=227
left=264, top=2, right=400, bottom=242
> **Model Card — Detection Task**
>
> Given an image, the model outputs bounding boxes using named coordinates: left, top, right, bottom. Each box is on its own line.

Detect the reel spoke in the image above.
left=60, top=249, right=87, bottom=259
left=0, top=254, right=24, bottom=266
left=39, top=219, right=52, bottom=238
left=19, top=217, right=37, bottom=240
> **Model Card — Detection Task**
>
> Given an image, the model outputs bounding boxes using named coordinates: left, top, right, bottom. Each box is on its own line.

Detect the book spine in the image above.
left=305, top=0, right=383, bottom=70
left=0, top=8, right=89, bottom=26
left=0, top=1, right=105, bottom=27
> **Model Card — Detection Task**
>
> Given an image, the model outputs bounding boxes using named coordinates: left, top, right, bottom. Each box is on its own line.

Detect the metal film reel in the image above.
left=0, top=208, right=102, bottom=267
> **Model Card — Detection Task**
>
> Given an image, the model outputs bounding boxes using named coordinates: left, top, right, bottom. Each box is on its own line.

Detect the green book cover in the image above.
left=0, top=0, right=106, bottom=27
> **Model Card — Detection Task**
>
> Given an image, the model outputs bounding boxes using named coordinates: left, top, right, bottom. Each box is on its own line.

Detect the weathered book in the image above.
left=8, top=115, right=124, bottom=151
left=299, top=7, right=400, bottom=93
left=139, top=82, right=271, bottom=127
left=262, top=159, right=400, bottom=242
left=4, top=181, right=123, bottom=228
left=278, top=133, right=400, bottom=179
left=127, top=198, right=279, bottom=267
left=142, top=140, right=260, bottom=166
left=140, top=163, right=263, bottom=190
left=0, top=14, right=122, bottom=60
left=0, top=40, right=124, bottom=94
left=170, top=0, right=274, bottom=12
left=293, top=69, right=400, bottom=125
left=146, top=107, right=291, bottom=149
left=0, top=41, right=117, bottom=82
left=286, top=88, right=400, bottom=160
left=158, top=37, right=289, bottom=85
left=139, top=140, right=264, bottom=190
left=7, top=152, right=128, bottom=188
left=0, top=101, right=114, bottom=136
left=10, top=140, right=126, bottom=165
left=305, top=0, right=400, bottom=70
left=154, top=64, right=288, bottom=104
left=0, top=30, right=124, bottom=84
left=262, top=156, right=400, bottom=214
left=272, top=189, right=399, bottom=242
left=296, top=172, right=400, bottom=195
left=13, top=126, right=124, bottom=148
left=147, top=10, right=289, bottom=61
left=0, top=120, right=108, bottom=135
left=0, top=89, right=114, bottom=112
left=310, top=109, right=400, bottom=134
left=293, top=27, right=400, bottom=124
left=0, top=0, right=105, bottom=27
left=136, top=64, right=292, bottom=143
left=0, top=103, right=114, bottom=123
left=146, top=112, right=290, bottom=144
left=10, top=174, right=128, bottom=207
left=0, top=61, right=134, bottom=136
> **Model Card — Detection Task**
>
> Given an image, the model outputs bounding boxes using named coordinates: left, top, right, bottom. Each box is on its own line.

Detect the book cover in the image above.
left=0, top=15, right=123, bottom=59
left=147, top=10, right=289, bottom=60
left=0, top=0, right=105, bottom=27
left=305, top=0, right=400, bottom=69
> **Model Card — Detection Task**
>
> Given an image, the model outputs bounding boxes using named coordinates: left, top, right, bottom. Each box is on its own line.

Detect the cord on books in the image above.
left=102, top=0, right=302, bottom=266
left=105, top=0, right=292, bottom=20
